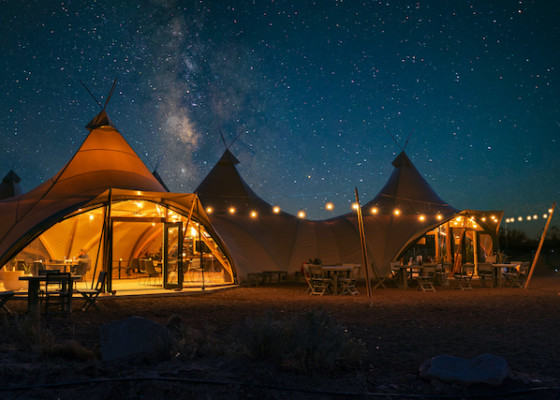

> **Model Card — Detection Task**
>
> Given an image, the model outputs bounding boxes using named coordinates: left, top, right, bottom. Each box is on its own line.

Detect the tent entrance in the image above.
left=163, top=222, right=183, bottom=290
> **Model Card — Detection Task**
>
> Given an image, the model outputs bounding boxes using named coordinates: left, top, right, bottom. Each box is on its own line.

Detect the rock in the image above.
left=99, top=316, right=174, bottom=362
left=419, top=354, right=509, bottom=386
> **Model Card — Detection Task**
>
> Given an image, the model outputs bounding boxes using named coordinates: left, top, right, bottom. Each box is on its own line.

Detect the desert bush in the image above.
left=42, top=340, right=96, bottom=361
left=0, top=315, right=55, bottom=351
left=235, top=309, right=365, bottom=375
left=167, top=314, right=223, bottom=359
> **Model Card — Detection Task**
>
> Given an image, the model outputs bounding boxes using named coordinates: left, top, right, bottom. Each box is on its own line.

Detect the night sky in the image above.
left=1, top=1, right=558, bottom=237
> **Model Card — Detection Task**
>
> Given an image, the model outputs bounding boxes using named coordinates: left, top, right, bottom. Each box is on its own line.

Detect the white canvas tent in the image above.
left=196, top=149, right=502, bottom=281
left=0, top=110, right=236, bottom=291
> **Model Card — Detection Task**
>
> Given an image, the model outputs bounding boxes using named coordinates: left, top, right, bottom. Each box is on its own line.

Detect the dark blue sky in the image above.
left=1, top=1, right=558, bottom=237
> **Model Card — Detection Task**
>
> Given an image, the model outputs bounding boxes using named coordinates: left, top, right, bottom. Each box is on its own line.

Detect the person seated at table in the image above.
left=76, top=248, right=89, bottom=261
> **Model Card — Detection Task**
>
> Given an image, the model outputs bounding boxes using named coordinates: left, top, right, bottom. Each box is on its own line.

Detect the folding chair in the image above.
left=454, top=264, right=474, bottom=290
left=44, top=272, right=73, bottom=316
left=0, top=291, right=15, bottom=316
left=338, top=265, right=360, bottom=295
left=416, top=266, right=436, bottom=292
left=477, top=262, right=494, bottom=287
left=372, top=262, right=399, bottom=289
left=79, top=271, right=106, bottom=312
left=503, top=262, right=529, bottom=288
left=303, top=264, right=331, bottom=295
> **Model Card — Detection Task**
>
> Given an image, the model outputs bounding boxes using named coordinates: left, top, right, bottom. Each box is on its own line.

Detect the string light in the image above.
left=272, top=206, right=281, bottom=214
left=393, top=209, right=400, bottom=216
left=325, top=202, right=334, bottom=211
left=250, top=211, right=258, bottom=218
left=297, top=210, right=306, bottom=219
left=352, top=203, right=359, bottom=210
left=206, top=207, right=213, bottom=214
left=370, top=207, right=378, bottom=215
left=436, top=214, right=443, bottom=221
left=418, top=215, right=425, bottom=222
left=229, top=207, right=236, bottom=214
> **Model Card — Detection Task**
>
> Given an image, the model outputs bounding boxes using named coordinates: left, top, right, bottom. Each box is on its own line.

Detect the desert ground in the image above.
left=0, top=272, right=559, bottom=399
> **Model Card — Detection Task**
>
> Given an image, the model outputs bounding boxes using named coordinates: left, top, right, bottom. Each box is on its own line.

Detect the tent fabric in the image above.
left=196, top=149, right=501, bottom=281
left=0, top=170, right=22, bottom=200
left=0, top=112, right=208, bottom=271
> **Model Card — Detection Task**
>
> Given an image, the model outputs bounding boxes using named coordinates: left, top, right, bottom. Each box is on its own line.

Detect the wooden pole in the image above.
left=524, top=202, right=555, bottom=289
left=355, top=188, right=372, bottom=301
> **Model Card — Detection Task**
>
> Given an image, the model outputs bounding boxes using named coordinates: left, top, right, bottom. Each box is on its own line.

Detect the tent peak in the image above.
left=86, top=109, right=114, bottom=130
left=218, top=149, right=240, bottom=165
left=391, top=151, right=413, bottom=168
left=2, top=170, right=21, bottom=184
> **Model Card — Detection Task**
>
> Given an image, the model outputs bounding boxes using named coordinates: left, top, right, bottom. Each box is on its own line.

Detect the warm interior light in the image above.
left=89, top=214, right=94, bottom=221
left=250, top=211, right=258, bottom=218
left=325, top=202, right=334, bottom=211
left=370, top=207, right=378, bottom=215
left=229, top=207, right=236, bottom=214
left=190, top=227, right=198, bottom=236
left=272, top=206, right=281, bottom=214
left=206, top=207, right=213, bottom=214
left=297, top=210, right=306, bottom=218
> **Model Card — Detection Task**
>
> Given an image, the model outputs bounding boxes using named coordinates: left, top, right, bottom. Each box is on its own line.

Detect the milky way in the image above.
left=0, top=1, right=558, bottom=236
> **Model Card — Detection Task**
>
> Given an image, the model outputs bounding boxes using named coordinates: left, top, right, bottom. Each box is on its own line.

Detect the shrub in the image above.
left=236, top=309, right=365, bottom=375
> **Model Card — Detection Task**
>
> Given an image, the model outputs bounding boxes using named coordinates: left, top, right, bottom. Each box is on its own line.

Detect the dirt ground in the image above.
left=1, top=273, right=559, bottom=399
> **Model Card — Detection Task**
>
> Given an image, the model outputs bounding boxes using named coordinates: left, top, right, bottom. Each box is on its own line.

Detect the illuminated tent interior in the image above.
left=0, top=110, right=236, bottom=293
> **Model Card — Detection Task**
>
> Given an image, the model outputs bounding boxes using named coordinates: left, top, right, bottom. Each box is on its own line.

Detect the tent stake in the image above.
left=524, top=202, right=555, bottom=289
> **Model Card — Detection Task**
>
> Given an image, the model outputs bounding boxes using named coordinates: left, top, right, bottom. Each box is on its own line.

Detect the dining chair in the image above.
left=372, top=262, right=399, bottom=289
left=44, top=272, right=72, bottom=316
left=477, top=262, right=494, bottom=287
left=503, top=261, right=530, bottom=288
left=303, top=264, right=331, bottom=295
left=338, top=265, right=360, bottom=295
left=78, top=271, right=106, bottom=312
left=454, top=264, right=474, bottom=290
left=416, top=266, right=436, bottom=292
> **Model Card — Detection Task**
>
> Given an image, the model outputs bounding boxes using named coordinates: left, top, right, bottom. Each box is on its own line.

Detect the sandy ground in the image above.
left=0, top=273, right=559, bottom=399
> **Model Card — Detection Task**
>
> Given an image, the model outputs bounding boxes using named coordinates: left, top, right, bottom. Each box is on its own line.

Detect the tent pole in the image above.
left=524, top=202, right=555, bottom=289
left=355, top=188, right=372, bottom=301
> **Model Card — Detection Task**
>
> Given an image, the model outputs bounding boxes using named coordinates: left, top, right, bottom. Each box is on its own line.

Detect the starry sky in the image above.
left=1, top=1, right=558, bottom=238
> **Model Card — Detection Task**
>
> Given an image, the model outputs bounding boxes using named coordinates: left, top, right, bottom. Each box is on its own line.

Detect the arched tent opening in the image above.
left=4, top=189, right=235, bottom=293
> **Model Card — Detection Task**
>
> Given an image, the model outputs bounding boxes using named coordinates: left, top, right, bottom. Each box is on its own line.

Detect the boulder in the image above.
left=419, top=354, right=509, bottom=386
left=100, top=316, right=174, bottom=362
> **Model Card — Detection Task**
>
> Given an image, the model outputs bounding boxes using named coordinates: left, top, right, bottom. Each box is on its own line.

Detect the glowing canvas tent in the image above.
left=197, top=149, right=502, bottom=281
left=343, top=151, right=503, bottom=273
left=196, top=149, right=364, bottom=280
left=0, top=110, right=236, bottom=291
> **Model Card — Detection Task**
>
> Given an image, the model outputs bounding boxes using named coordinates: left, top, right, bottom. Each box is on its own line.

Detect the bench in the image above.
left=0, top=291, right=15, bottom=316
left=262, top=270, right=288, bottom=284
left=246, top=273, right=264, bottom=287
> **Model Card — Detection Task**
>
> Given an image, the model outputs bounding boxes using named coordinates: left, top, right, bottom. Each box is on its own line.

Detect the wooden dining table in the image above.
left=321, top=265, right=354, bottom=295
left=19, top=275, right=82, bottom=315
left=491, top=263, right=520, bottom=288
